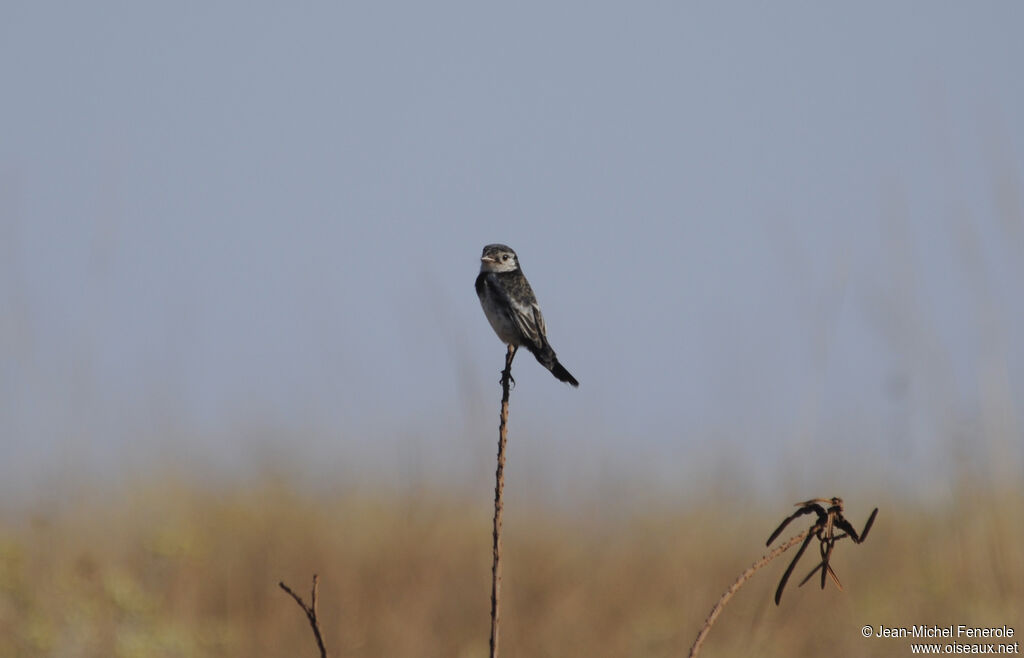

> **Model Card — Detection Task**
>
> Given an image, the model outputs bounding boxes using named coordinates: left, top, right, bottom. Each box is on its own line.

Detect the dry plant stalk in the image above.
left=490, top=343, right=516, bottom=658
left=279, top=574, right=329, bottom=658
left=688, top=530, right=809, bottom=658
left=689, top=497, right=878, bottom=658
left=766, top=498, right=878, bottom=605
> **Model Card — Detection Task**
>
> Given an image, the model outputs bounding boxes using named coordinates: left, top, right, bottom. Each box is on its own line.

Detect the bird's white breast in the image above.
left=480, top=284, right=522, bottom=345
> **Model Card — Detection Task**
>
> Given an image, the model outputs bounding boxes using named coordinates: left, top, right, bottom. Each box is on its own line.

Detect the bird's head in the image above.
left=480, top=244, right=519, bottom=273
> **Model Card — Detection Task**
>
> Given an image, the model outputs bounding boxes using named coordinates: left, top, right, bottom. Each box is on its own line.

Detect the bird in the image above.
left=475, top=244, right=579, bottom=387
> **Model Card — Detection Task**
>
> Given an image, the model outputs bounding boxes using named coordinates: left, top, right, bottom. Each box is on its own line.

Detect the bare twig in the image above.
left=689, top=530, right=809, bottom=658
left=279, top=574, right=329, bottom=658
left=490, top=343, right=516, bottom=658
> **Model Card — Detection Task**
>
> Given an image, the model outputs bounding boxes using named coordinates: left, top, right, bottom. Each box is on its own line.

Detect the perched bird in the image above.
left=476, top=244, right=579, bottom=387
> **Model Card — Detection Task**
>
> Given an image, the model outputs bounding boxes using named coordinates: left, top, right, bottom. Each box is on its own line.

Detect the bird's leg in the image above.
left=501, top=344, right=518, bottom=387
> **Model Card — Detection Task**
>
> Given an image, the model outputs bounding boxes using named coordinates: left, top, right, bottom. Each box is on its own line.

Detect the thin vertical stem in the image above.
left=490, top=344, right=516, bottom=658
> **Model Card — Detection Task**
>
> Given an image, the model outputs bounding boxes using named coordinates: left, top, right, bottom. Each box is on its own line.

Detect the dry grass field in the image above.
left=1, top=475, right=1020, bottom=658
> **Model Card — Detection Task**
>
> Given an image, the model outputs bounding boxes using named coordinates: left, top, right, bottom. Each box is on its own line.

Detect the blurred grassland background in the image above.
left=0, top=477, right=1021, bottom=657
left=3, top=201, right=1021, bottom=656
left=3, top=3, right=1024, bottom=657
left=1, top=213, right=1022, bottom=655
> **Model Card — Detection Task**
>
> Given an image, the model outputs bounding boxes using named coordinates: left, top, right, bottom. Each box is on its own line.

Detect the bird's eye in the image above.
left=502, top=255, right=510, bottom=261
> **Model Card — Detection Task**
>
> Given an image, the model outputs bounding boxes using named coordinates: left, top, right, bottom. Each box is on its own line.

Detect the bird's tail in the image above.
left=550, top=360, right=579, bottom=387
left=530, top=344, right=579, bottom=387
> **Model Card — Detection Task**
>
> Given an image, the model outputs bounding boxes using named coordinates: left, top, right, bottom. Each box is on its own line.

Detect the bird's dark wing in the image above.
left=516, top=298, right=547, bottom=349
left=488, top=272, right=546, bottom=349
left=492, top=293, right=544, bottom=349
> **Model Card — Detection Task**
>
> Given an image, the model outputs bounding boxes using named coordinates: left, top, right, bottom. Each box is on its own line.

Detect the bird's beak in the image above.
left=481, top=255, right=496, bottom=264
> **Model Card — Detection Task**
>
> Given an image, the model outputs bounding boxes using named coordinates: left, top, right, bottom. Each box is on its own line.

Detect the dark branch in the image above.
left=279, top=574, right=329, bottom=658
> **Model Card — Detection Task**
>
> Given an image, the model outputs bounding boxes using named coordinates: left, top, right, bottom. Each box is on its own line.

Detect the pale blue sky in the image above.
left=2, top=3, right=1022, bottom=503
